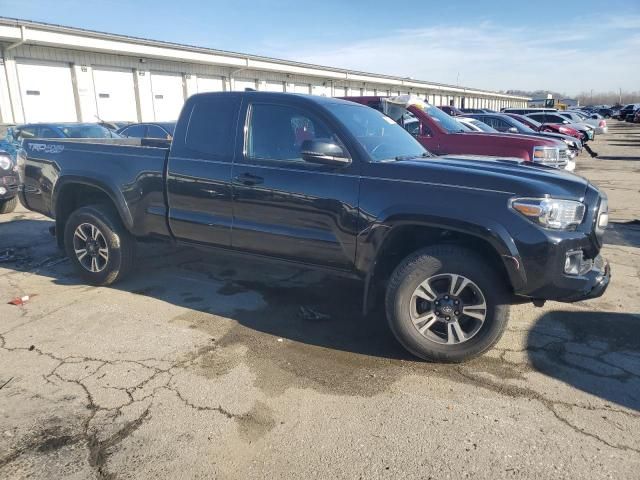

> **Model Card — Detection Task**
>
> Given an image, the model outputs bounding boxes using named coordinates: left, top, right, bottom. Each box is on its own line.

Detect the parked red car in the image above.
left=342, top=96, right=572, bottom=169
left=504, top=113, right=582, bottom=140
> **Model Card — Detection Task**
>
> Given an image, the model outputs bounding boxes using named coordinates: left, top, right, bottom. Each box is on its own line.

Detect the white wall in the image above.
left=0, top=41, right=528, bottom=123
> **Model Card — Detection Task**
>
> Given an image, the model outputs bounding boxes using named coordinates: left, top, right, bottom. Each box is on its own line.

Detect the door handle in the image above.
left=234, top=173, right=264, bottom=186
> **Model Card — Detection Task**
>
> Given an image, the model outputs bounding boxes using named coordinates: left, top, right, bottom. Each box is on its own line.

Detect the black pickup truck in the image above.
left=18, top=92, right=610, bottom=362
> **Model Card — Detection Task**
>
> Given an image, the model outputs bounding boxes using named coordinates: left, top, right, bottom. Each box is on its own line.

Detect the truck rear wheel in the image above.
left=385, top=245, right=510, bottom=363
left=0, top=197, right=18, bottom=214
left=64, top=204, right=136, bottom=286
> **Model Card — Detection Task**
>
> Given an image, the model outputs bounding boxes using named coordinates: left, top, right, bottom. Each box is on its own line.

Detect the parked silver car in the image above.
left=559, top=111, right=608, bottom=135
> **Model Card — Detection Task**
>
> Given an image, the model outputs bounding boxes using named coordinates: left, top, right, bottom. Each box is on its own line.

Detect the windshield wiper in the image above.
left=394, top=151, right=433, bottom=161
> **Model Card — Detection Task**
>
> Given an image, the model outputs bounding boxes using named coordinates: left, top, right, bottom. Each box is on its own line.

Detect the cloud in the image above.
left=274, top=18, right=640, bottom=95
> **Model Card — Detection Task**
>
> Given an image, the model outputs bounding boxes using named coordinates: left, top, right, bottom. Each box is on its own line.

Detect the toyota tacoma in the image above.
left=17, top=92, right=610, bottom=362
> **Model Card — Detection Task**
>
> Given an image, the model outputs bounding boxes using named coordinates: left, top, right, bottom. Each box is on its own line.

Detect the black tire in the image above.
left=385, top=245, right=510, bottom=363
left=64, top=204, right=136, bottom=286
left=0, top=196, right=18, bottom=214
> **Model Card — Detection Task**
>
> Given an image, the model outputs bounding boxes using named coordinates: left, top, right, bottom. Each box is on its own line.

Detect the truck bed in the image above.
left=20, top=137, right=170, bottom=237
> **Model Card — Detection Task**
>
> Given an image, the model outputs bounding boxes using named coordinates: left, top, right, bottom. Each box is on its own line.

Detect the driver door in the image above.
left=231, top=100, right=360, bottom=270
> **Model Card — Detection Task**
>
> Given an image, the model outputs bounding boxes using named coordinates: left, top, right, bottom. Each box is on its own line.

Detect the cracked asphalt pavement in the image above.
left=1, top=121, right=640, bottom=479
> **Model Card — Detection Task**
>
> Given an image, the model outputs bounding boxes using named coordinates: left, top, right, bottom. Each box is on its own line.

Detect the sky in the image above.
left=1, top=0, right=639, bottom=95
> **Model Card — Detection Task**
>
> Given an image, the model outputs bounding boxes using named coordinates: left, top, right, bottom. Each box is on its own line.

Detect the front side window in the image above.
left=547, top=114, right=567, bottom=123
left=492, top=118, right=511, bottom=131
left=37, top=127, right=59, bottom=138
left=528, top=114, right=545, bottom=123
left=247, top=103, right=343, bottom=163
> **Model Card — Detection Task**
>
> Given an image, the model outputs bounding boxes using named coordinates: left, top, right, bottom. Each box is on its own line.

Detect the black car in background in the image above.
left=596, top=108, right=613, bottom=118
left=116, top=122, right=176, bottom=139
left=11, top=123, right=121, bottom=140
left=616, top=104, right=640, bottom=120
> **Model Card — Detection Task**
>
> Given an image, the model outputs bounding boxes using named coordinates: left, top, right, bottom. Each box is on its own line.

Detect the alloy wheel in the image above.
left=409, top=273, right=487, bottom=345
left=72, top=223, right=109, bottom=273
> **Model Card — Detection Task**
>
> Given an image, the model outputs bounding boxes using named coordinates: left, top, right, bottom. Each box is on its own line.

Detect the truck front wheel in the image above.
left=64, top=204, right=136, bottom=286
left=385, top=245, right=510, bottom=363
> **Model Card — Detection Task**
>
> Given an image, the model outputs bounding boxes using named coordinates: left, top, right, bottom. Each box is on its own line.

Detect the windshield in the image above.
left=385, top=101, right=466, bottom=134
left=61, top=125, right=119, bottom=138
left=326, top=103, right=427, bottom=162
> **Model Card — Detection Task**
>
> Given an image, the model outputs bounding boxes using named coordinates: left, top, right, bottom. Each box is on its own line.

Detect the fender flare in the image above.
left=359, top=214, right=526, bottom=315
left=52, top=174, right=134, bottom=231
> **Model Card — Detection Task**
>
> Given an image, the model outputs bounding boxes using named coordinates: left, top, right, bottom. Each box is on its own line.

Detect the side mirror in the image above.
left=507, top=127, right=518, bottom=133
left=18, top=130, right=35, bottom=139
left=301, top=140, right=351, bottom=166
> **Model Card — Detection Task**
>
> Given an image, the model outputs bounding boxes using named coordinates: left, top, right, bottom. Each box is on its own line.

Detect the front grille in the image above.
left=535, top=148, right=569, bottom=169
left=0, top=175, right=18, bottom=186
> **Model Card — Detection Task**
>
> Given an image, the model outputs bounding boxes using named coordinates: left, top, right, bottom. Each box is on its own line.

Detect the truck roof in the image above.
left=190, top=91, right=362, bottom=108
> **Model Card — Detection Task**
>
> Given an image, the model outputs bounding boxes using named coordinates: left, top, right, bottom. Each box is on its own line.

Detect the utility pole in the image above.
left=590, top=89, right=593, bottom=105
left=619, top=87, right=622, bottom=105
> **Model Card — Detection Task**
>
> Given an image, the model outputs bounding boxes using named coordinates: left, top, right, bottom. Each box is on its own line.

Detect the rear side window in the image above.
left=146, top=125, right=169, bottom=138
left=184, top=96, right=239, bottom=158
left=37, top=127, right=59, bottom=138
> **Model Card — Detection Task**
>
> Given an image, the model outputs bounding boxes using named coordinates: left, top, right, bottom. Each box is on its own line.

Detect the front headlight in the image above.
left=510, top=197, right=586, bottom=230
left=0, top=153, right=12, bottom=171
left=532, top=146, right=559, bottom=163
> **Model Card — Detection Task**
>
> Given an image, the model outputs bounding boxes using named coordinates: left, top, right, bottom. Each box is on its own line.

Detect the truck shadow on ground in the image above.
left=596, top=156, right=640, bottom=161
left=605, top=222, right=640, bottom=248
left=122, top=243, right=414, bottom=362
left=527, top=310, right=640, bottom=411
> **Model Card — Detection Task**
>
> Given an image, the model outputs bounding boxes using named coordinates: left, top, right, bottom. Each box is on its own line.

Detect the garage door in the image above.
left=16, top=60, right=77, bottom=122
left=261, top=81, right=284, bottom=92
left=332, top=86, right=346, bottom=97
left=311, top=84, right=331, bottom=97
left=293, top=83, right=309, bottom=94
left=150, top=72, right=184, bottom=121
left=233, top=78, right=256, bottom=91
left=92, top=67, right=138, bottom=122
left=196, top=75, right=224, bottom=93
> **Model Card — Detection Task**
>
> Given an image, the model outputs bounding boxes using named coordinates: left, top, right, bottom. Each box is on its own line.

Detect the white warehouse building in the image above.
left=0, top=17, right=529, bottom=125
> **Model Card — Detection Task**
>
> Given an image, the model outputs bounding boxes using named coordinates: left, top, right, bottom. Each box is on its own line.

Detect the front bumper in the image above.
left=533, top=256, right=610, bottom=303
left=508, top=185, right=611, bottom=304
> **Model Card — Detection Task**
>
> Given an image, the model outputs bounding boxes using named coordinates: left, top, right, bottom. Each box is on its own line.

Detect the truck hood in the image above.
left=455, top=131, right=563, bottom=147
left=384, top=154, right=589, bottom=200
